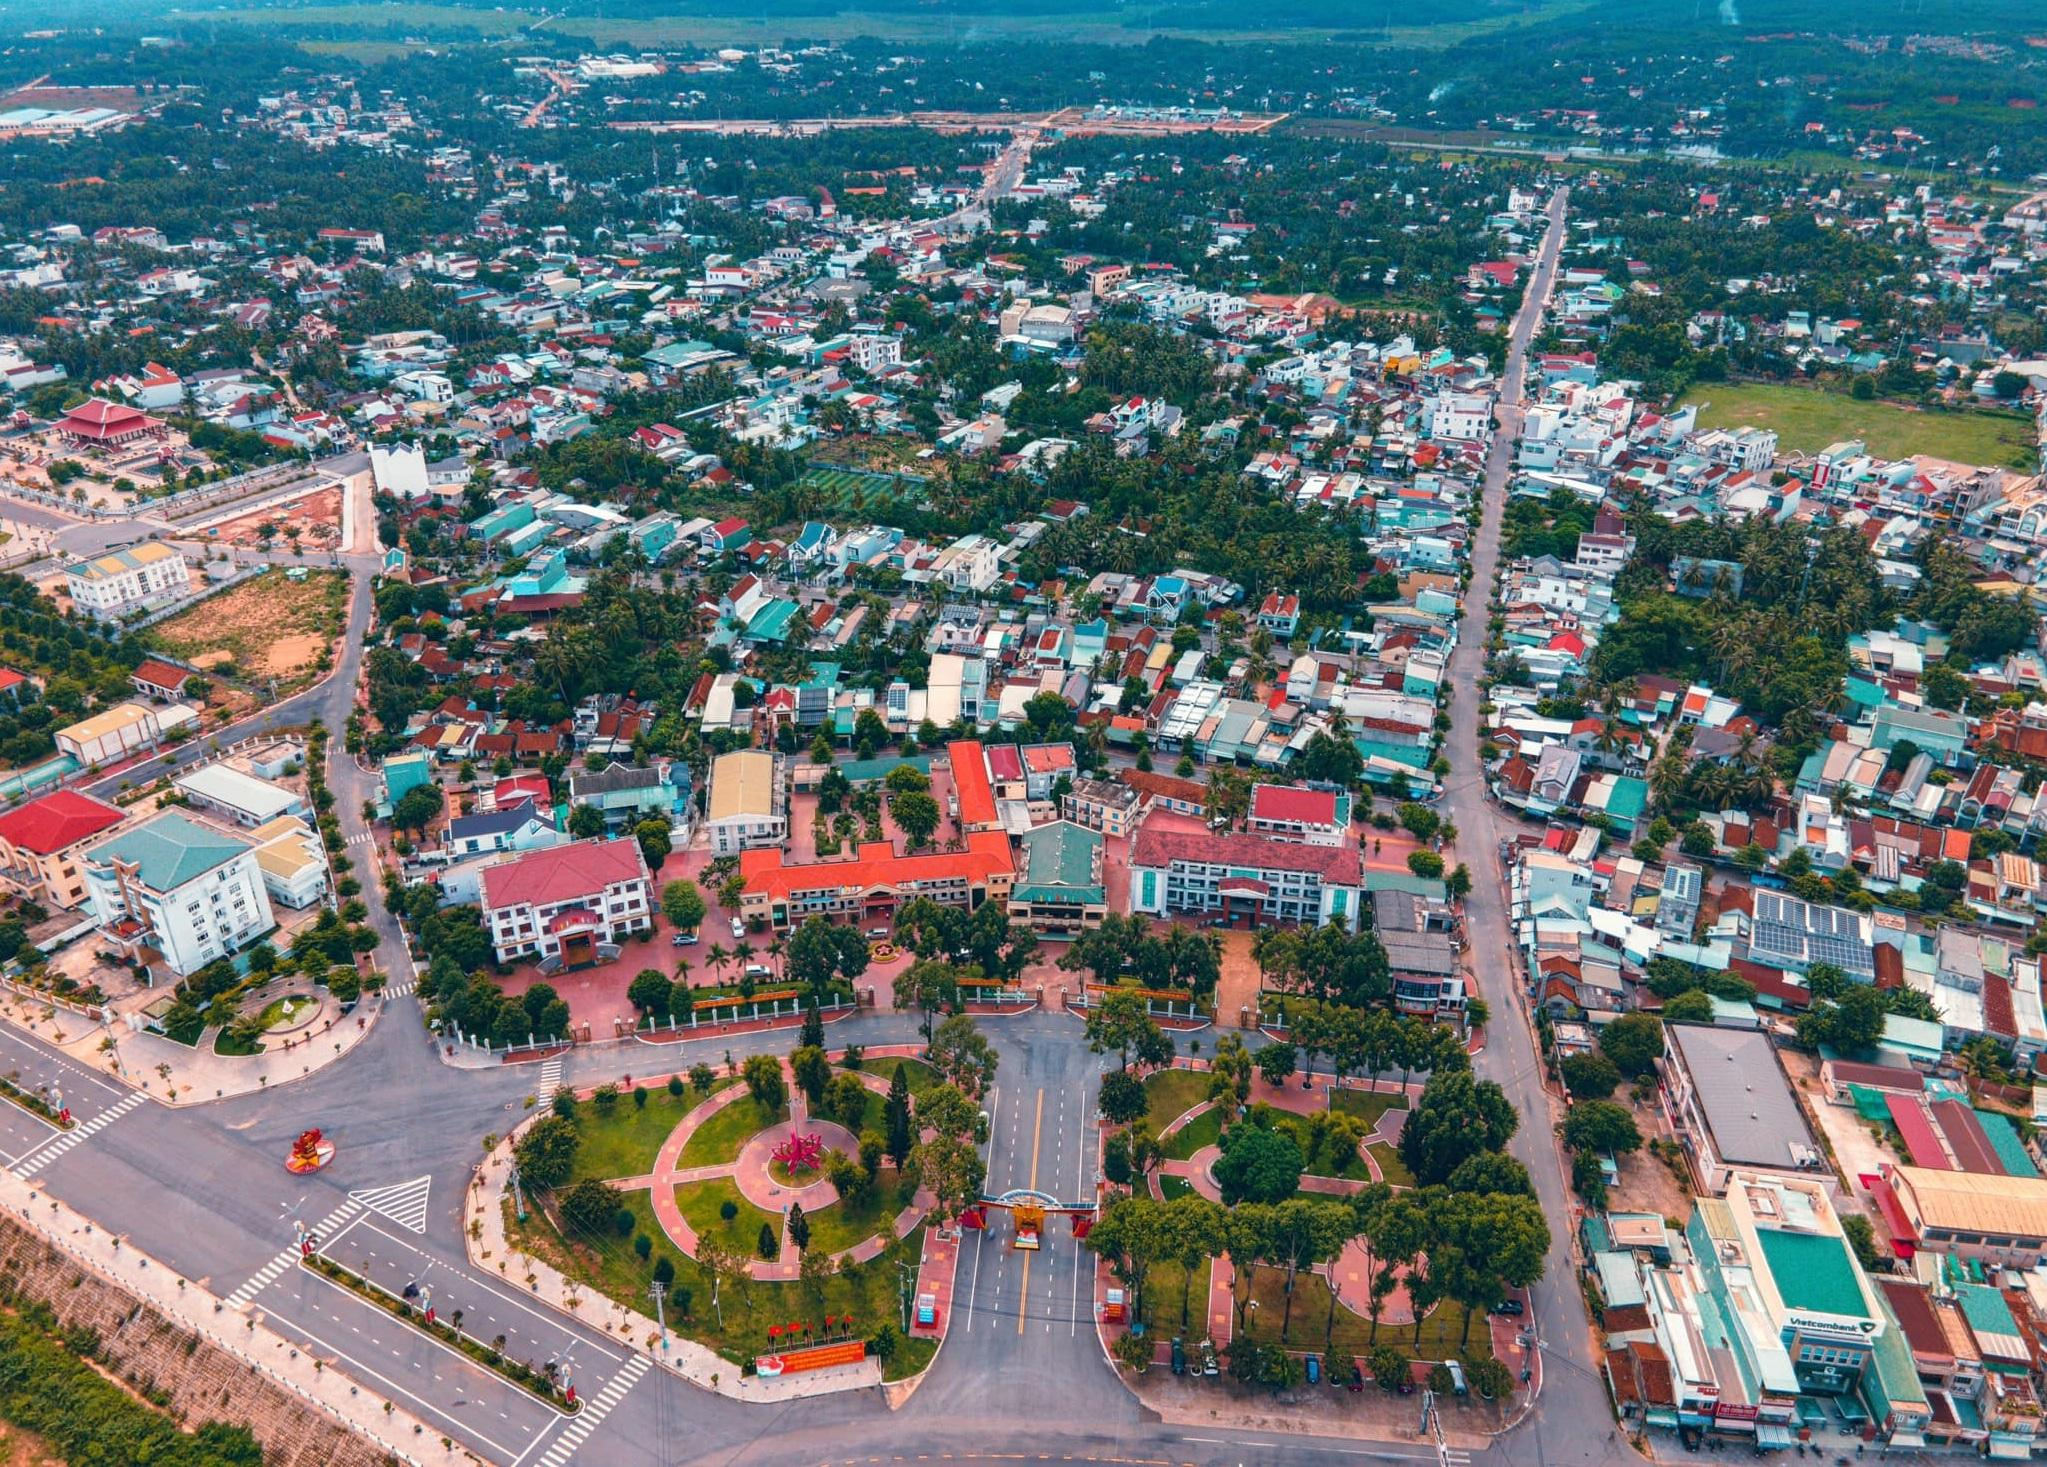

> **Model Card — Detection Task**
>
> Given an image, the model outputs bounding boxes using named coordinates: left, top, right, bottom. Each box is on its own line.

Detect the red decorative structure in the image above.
left=285, top=1128, right=336, bottom=1174
left=772, top=1131, right=825, bottom=1175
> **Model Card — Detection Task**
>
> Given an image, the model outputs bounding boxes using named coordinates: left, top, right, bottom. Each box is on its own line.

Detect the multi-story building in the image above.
left=1128, top=828, right=1363, bottom=931
left=706, top=751, right=787, bottom=855
left=1659, top=1023, right=1826, bottom=1196
left=738, top=832, right=1014, bottom=933
left=0, top=790, right=126, bottom=909
left=1869, top=1165, right=2047, bottom=1271
left=479, top=837, right=652, bottom=967
left=567, top=762, right=688, bottom=833
left=1006, top=821, right=1107, bottom=936
left=1244, top=784, right=1351, bottom=846
left=84, top=811, right=275, bottom=976
left=64, top=542, right=189, bottom=620
left=1061, top=777, right=1145, bottom=838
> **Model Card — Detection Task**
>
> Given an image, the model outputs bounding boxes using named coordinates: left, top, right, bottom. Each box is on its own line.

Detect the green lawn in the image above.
left=1142, top=1068, right=1212, bottom=1128
left=675, top=1178, right=780, bottom=1257
left=509, top=1192, right=936, bottom=1380
left=860, top=1057, right=941, bottom=1098
left=679, top=1095, right=789, bottom=1167
left=1679, top=381, right=2037, bottom=469
left=1236, top=1264, right=1493, bottom=1367
left=1159, top=1175, right=1198, bottom=1200
left=1163, top=1106, right=1222, bottom=1161
left=800, top=1168, right=918, bottom=1256
left=571, top=1085, right=721, bottom=1184
left=1368, top=1142, right=1415, bottom=1189
left=1332, top=1090, right=1410, bottom=1134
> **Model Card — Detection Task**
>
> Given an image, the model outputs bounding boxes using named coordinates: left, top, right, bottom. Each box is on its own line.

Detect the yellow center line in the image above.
left=1018, top=1087, right=1043, bottom=1334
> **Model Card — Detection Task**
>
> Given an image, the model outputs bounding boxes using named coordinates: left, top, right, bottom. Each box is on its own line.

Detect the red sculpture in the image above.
left=772, top=1131, right=824, bottom=1175
left=285, top=1128, right=336, bottom=1174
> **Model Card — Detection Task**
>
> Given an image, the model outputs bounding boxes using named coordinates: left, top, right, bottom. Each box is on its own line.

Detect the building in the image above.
left=64, top=542, right=189, bottom=620
left=83, top=811, right=275, bottom=977
left=56, top=702, right=164, bottom=765
left=479, top=837, right=653, bottom=967
left=1061, top=776, right=1145, bottom=838
left=1245, top=784, right=1351, bottom=846
left=247, top=815, right=331, bottom=909
left=706, top=750, right=787, bottom=855
left=55, top=397, right=167, bottom=448
left=1659, top=1023, right=1825, bottom=1195
left=1007, top=821, right=1107, bottom=936
left=1128, top=827, right=1364, bottom=930
left=446, top=798, right=559, bottom=859
left=382, top=751, right=434, bottom=809
left=0, top=790, right=125, bottom=909
left=566, top=762, right=686, bottom=833
left=1870, top=1165, right=2047, bottom=1270
left=129, top=659, right=193, bottom=700
left=1748, top=889, right=1875, bottom=982
left=173, top=763, right=307, bottom=828
left=737, top=831, right=1014, bottom=932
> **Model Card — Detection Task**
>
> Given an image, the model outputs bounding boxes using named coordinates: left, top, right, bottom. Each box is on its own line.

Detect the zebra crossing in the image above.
left=532, top=1354, right=651, bottom=1466
left=345, top=831, right=373, bottom=847
left=348, top=1175, right=432, bottom=1234
left=12, top=1092, right=147, bottom=1179
left=1441, top=1451, right=1472, bottom=1467
left=383, top=977, right=418, bottom=999
left=538, top=1056, right=564, bottom=1095
left=223, top=1197, right=362, bottom=1308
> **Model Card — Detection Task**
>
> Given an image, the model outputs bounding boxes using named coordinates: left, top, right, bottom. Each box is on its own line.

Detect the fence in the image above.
left=0, top=454, right=339, bottom=524
left=636, top=993, right=856, bottom=1037
left=1068, top=986, right=1208, bottom=1023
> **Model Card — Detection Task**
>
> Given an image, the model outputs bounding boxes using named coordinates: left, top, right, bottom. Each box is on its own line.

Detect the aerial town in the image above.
left=1, top=5, right=2046, bottom=1467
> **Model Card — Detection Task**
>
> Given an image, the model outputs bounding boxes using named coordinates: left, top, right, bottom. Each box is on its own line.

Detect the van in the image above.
left=744, top=963, right=772, bottom=979
left=730, top=917, right=746, bottom=940
left=866, top=926, right=890, bottom=941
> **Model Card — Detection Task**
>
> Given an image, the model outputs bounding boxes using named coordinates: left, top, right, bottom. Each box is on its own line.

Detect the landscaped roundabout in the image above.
left=501, top=1050, right=947, bottom=1380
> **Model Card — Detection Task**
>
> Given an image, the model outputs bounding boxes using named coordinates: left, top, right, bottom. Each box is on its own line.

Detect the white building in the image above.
left=65, top=543, right=189, bottom=620
left=479, top=837, right=652, bottom=966
left=173, top=763, right=307, bottom=828
left=846, top=333, right=902, bottom=373
left=84, top=811, right=275, bottom=976
left=706, top=751, right=787, bottom=856
left=1426, top=392, right=1492, bottom=443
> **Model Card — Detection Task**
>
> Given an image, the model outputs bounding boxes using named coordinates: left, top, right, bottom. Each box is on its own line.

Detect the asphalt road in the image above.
left=0, top=214, right=1638, bottom=1467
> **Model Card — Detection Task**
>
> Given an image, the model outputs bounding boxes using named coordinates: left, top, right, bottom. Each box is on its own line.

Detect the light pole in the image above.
left=649, top=1280, right=668, bottom=1354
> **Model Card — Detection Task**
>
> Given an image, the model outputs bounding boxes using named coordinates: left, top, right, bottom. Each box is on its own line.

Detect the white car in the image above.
left=730, top=917, right=746, bottom=940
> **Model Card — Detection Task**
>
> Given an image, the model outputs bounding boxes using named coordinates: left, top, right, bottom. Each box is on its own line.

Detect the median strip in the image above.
left=0, top=1077, right=73, bottom=1130
left=300, top=1253, right=581, bottom=1413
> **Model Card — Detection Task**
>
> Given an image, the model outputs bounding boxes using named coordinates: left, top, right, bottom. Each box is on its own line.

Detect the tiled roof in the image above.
left=1249, top=783, right=1340, bottom=826
left=480, top=837, right=647, bottom=911
left=739, top=831, right=1012, bottom=902
left=947, top=740, right=999, bottom=828
left=129, top=658, right=190, bottom=690
left=1130, top=827, right=1363, bottom=885
left=0, top=790, right=124, bottom=855
left=89, top=811, right=250, bottom=892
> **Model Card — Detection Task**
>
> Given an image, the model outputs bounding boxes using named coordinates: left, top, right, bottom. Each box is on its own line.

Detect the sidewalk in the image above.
left=0, top=1164, right=466, bottom=1465
left=0, top=988, right=390, bottom=1105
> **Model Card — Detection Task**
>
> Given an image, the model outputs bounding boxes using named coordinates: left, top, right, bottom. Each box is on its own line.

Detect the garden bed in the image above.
left=0, top=1075, right=70, bottom=1129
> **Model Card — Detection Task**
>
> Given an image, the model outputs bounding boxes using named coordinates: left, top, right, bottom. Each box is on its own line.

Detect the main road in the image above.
left=0, top=192, right=1624, bottom=1467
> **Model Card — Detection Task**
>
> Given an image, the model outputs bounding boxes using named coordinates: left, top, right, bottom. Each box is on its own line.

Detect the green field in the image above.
left=1680, top=382, right=2037, bottom=469
left=1142, top=1068, right=1213, bottom=1128
left=678, top=1094, right=789, bottom=1167
left=797, top=464, right=925, bottom=514
left=568, top=1084, right=720, bottom=1184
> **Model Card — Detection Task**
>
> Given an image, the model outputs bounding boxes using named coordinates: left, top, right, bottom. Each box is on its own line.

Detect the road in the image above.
left=0, top=203, right=1631, bottom=1467
left=1439, top=190, right=1626, bottom=1467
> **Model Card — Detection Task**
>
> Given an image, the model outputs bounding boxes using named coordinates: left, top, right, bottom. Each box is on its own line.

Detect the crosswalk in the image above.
left=12, top=1092, right=147, bottom=1179
left=349, top=1175, right=432, bottom=1234
left=538, top=1057, right=564, bottom=1095
left=383, top=978, right=417, bottom=999
left=533, top=1354, right=651, bottom=1466
left=223, top=1197, right=363, bottom=1308
left=1442, top=1451, right=1472, bottom=1467
left=345, top=831, right=373, bottom=847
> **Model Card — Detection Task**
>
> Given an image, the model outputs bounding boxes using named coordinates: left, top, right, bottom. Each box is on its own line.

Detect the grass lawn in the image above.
left=1368, top=1142, right=1415, bottom=1189
left=860, top=1057, right=941, bottom=1098
left=1159, top=1175, right=1198, bottom=1200
left=509, top=1192, right=936, bottom=1380
left=679, top=1095, right=788, bottom=1167
left=675, top=1178, right=779, bottom=1258
left=1143, top=1067, right=1211, bottom=1127
left=1679, top=381, right=2037, bottom=469
left=1332, top=1090, right=1409, bottom=1133
left=1235, top=1264, right=1492, bottom=1366
left=800, top=1168, right=918, bottom=1256
left=570, top=1084, right=722, bottom=1184
left=1163, top=1105, right=1221, bottom=1161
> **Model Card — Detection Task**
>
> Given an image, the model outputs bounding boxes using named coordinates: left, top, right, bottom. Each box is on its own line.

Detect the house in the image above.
left=706, top=751, right=787, bottom=855
left=1007, top=821, right=1107, bottom=936
left=84, top=811, right=276, bottom=977
left=129, top=659, right=193, bottom=701
left=1062, top=777, right=1146, bottom=838
left=479, top=837, right=653, bottom=967
left=247, top=815, right=332, bottom=909
left=172, top=764, right=307, bottom=828
left=1129, top=828, right=1364, bottom=931
left=567, top=763, right=687, bottom=833
left=382, top=752, right=435, bottom=809
left=446, top=798, right=559, bottom=859
left=0, top=790, right=126, bottom=909
left=1245, top=784, right=1350, bottom=846
left=56, top=702, right=168, bottom=766
left=65, top=543, right=189, bottom=620
left=1870, top=1165, right=2047, bottom=1270
left=1659, top=1023, right=1825, bottom=1195
left=736, top=831, right=1014, bottom=932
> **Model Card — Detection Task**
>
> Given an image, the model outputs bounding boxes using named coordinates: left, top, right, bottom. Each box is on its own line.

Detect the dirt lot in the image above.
left=145, top=568, right=348, bottom=694
left=205, top=486, right=344, bottom=552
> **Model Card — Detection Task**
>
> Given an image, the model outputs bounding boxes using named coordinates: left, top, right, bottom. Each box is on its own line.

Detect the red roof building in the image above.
left=1245, top=783, right=1349, bottom=845
left=737, top=831, right=1015, bottom=932
left=479, top=837, right=651, bottom=966
left=56, top=397, right=166, bottom=446
left=947, top=740, right=1000, bottom=831
left=1130, top=827, right=1365, bottom=930
left=129, top=659, right=193, bottom=699
left=0, top=790, right=126, bottom=909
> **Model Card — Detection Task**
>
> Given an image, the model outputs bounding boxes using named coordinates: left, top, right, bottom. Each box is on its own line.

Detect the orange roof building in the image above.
left=737, top=831, right=1014, bottom=933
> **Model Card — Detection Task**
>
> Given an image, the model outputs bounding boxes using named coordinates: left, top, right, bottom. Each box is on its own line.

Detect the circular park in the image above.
left=499, top=1048, right=947, bottom=1380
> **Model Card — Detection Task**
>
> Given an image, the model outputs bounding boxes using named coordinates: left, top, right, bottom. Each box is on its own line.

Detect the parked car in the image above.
left=1490, top=1299, right=1525, bottom=1317
left=671, top=930, right=698, bottom=947
left=1305, top=1355, right=1321, bottom=1386
left=1347, top=1363, right=1365, bottom=1393
left=744, top=963, right=772, bottom=979
left=866, top=926, right=890, bottom=940
left=1200, top=1341, right=1219, bottom=1377
left=730, top=917, right=745, bottom=940
left=1170, top=1337, right=1186, bottom=1376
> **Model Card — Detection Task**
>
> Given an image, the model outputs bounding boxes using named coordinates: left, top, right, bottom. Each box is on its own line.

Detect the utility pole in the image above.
left=509, top=1156, right=528, bottom=1223
left=894, top=1258, right=913, bottom=1332
left=649, top=1280, right=667, bottom=1354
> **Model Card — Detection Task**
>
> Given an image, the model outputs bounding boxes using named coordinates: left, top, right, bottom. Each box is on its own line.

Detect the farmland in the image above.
left=1678, top=382, right=2038, bottom=469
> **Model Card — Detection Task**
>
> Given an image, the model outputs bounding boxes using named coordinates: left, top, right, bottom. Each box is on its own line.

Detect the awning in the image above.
left=1885, top=1431, right=1926, bottom=1449
left=1988, top=1435, right=2033, bottom=1460
left=1643, top=1409, right=1679, bottom=1429
left=1754, top=1425, right=1795, bottom=1448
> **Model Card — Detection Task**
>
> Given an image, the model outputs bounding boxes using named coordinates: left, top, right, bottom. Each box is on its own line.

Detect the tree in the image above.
left=392, top=784, right=443, bottom=834
left=1368, top=1344, right=1407, bottom=1390
left=627, top=968, right=673, bottom=1021
left=1085, top=1195, right=1170, bottom=1322
left=1796, top=982, right=1887, bottom=1054
left=1214, top=1124, right=1304, bottom=1206
left=1446, top=1151, right=1533, bottom=1198
left=884, top=1064, right=914, bottom=1167
left=1598, top=1012, right=1663, bottom=1078
left=741, top=1053, right=786, bottom=1112
left=1407, top=850, right=1445, bottom=879
left=1084, top=989, right=1161, bottom=1070
left=634, top=818, right=672, bottom=868
left=1255, top=1040, right=1297, bottom=1088
left=800, top=998, right=825, bottom=1049
left=1660, top=989, right=1716, bottom=1024
left=786, top=917, right=870, bottom=995
left=1559, top=1051, right=1622, bottom=1100
left=513, top=1116, right=579, bottom=1190
left=757, top=1222, right=779, bottom=1260
left=557, top=1179, right=621, bottom=1238
left=890, top=788, right=940, bottom=847
left=790, top=1044, right=832, bottom=1105
left=1098, top=1069, right=1149, bottom=1126
left=787, top=1201, right=811, bottom=1253
left=825, top=1071, right=871, bottom=1133
left=1446, top=863, right=1472, bottom=899
left=1563, top=1100, right=1642, bottom=1156
left=1399, top=1071, right=1517, bottom=1187
left=662, top=879, right=707, bottom=933
left=894, top=959, right=959, bottom=1042
left=1267, top=1197, right=1352, bottom=1342
left=567, top=803, right=606, bottom=840
left=907, top=1132, right=985, bottom=1221
left=1160, top=1194, right=1226, bottom=1331
left=798, top=1242, right=837, bottom=1301
left=927, top=1012, right=999, bottom=1097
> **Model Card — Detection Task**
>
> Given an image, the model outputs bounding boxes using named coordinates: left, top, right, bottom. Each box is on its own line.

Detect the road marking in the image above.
left=11, top=1091, right=146, bottom=1178
left=226, top=1198, right=363, bottom=1307
left=538, top=1057, right=564, bottom=1095
left=349, top=1174, right=432, bottom=1234
left=346, top=831, right=372, bottom=847
left=529, top=1353, right=650, bottom=1467
left=1017, top=1087, right=1042, bottom=1336
left=383, top=979, right=417, bottom=999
